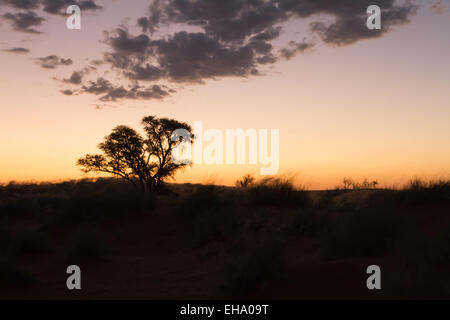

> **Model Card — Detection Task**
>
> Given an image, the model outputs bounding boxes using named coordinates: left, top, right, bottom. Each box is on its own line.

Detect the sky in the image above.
left=0, top=0, right=449, bottom=189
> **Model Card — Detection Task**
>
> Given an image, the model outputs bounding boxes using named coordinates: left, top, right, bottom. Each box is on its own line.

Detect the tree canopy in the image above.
left=77, top=115, right=193, bottom=191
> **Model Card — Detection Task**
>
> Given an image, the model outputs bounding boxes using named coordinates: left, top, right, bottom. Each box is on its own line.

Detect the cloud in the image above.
left=60, top=0, right=420, bottom=103
left=2, top=11, right=45, bottom=33
left=101, top=28, right=272, bottom=83
left=0, top=0, right=102, bottom=34
left=139, top=0, right=418, bottom=45
left=308, top=1, right=418, bottom=45
left=2, top=47, right=30, bottom=54
left=64, top=71, right=84, bottom=84
left=40, top=0, right=101, bottom=15
left=280, top=40, right=314, bottom=60
left=81, top=77, right=171, bottom=102
left=61, top=89, right=75, bottom=95
left=35, top=55, right=73, bottom=69
left=1, top=0, right=40, bottom=10
left=0, top=0, right=102, bottom=14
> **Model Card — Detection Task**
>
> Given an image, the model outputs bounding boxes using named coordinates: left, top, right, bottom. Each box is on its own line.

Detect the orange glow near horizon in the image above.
left=0, top=2, right=449, bottom=189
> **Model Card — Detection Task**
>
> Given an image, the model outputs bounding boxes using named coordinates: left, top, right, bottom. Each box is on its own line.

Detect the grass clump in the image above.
left=247, top=177, right=310, bottom=208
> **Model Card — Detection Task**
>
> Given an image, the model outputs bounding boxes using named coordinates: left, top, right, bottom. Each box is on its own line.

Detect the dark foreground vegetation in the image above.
left=0, top=177, right=449, bottom=299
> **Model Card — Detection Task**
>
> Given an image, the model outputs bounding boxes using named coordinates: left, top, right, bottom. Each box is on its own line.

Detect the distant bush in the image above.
left=235, top=174, right=256, bottom=188
left=399, top=178, right=450, bottom=204
left=247, top=177, right=310, bottom=208
left=335, top=177, right=379, bottom=190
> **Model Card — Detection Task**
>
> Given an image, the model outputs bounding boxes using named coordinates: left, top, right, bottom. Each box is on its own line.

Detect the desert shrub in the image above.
left=323, top=209, right=402, bottom=259
left=235, top=174, right=256, bottom=188
left=247, top=177, right=310, bottom=208
left=65, top=227, right=107, bottom=263
left=0, top=179, right=156, bottom=223
left=216, top=235, right=284, bottom=298
left=0, top=259, right=36, bottom=288
left=12, top=231, right=51, bottom=255
left=335, top=177, right=379, bottom=190
left=399, top=178, right=450, bottom=204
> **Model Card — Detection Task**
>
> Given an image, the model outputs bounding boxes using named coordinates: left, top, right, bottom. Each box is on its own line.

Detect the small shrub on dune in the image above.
left=400, top=178, right=450, bottom=204
left=247, top=177, right=310, bottom=208
left=235, top=174, right=256, bottom=188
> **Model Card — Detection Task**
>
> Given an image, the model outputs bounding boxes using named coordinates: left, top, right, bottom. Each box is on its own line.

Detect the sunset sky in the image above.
left=0, top=0, right=449, bottom=189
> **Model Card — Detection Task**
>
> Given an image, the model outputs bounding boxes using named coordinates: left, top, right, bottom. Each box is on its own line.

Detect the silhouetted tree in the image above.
left=77, top=116, right=193, bottom=191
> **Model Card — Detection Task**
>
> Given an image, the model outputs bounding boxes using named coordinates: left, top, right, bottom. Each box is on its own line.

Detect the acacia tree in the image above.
left=77, top=116, right=193, bottom=191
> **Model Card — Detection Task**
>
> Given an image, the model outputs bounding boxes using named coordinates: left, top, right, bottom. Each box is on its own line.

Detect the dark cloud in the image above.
left=140, top=0, right=418, bottom=45
left=61, top=89, right=75, bottom=95
left=2, top=11, right=45, bottom=34
left=64, top=71, right=84, bottom=84
left=280, top=40, right=314, bottom=60
left=152, top=31, right=258, bottom=82
left=36, top=55, right=73, bottom=69
left=125, top=64, right=163, bottom=81
left=105, top=28, right=151, bottom=54
left=1, top=0, right=40, bottom=10
left=41, top=0, right=101, bottom=15
left=2, top=47, right=30, bottom=54
left=81, top=78, right=170, bottom=102
left=0, top=0, right=101, bottom=34
left=0, top=0, right=102, bottom=15
left=82, top=77, right=113, bottom=95
left=101, top=28, right=276, bottom=83
left=60, top=0, right=420, bottom=103
left=308, top=1, right=418, bottom=45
